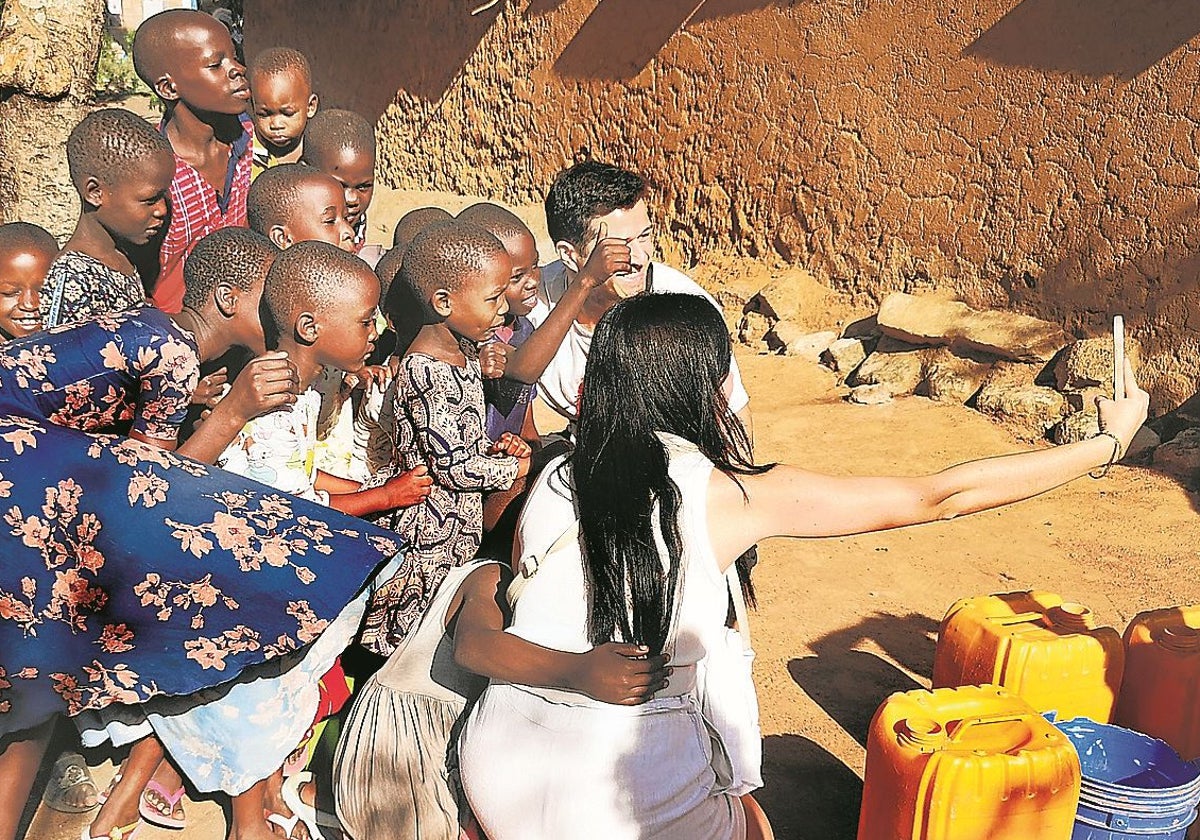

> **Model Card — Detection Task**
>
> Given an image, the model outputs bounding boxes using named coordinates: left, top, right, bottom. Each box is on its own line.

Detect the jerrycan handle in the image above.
left=986, top=611, right=1046, bottom=627
left=946, top=713, right=1031, bottom=741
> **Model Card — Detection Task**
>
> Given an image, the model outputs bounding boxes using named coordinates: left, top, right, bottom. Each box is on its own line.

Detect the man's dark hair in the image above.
left=67, top=108, right=173, bottom=190
left=544, top=160, right=647, bottom=247
left=181, top=228, right=277, bottom=310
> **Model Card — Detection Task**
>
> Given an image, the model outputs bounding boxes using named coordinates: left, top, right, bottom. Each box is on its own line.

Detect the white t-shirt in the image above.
left=529, top=260, right=750, bottom=422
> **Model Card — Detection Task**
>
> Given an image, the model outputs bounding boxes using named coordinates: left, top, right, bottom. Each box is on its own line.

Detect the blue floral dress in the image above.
left=0, top=307, right=402, bottom=751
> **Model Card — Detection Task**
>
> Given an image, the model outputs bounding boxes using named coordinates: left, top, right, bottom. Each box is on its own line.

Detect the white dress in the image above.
left=457, top=435, right=748, bottom=840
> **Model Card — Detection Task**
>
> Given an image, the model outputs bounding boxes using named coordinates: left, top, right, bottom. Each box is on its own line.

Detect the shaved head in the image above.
left=247, top=164, right=340, bottom=233
left=133, top=9, right=226, bottom=85
left=457, top=202, right=532, bottom=245
left=389, top=220, right=506, bottom=324
left=392, top=206, right=453, bottom=249
left=262, top=240, right=378, bottom=347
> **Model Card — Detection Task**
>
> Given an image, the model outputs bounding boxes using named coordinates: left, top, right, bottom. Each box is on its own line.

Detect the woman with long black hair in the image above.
left=458, top=292, right=1149, bottom=840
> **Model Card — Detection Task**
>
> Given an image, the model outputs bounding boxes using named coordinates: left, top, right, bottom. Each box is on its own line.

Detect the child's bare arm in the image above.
left=451, top=564, right=670, bottom=706
left=326, top=465, right=433, bottom=516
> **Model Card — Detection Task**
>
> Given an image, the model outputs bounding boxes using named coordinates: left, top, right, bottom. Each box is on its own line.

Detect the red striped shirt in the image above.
left=152, top=117, right=253, bottom=313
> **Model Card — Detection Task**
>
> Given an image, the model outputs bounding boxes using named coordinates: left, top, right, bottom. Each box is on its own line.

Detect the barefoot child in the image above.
left=41, top=109, right=170, bottom=329
left=300, top=109, right=376, bottom=256
left=132, top=9, right=253, bottom=313
left=247, top=47, right=318, bottom=180
left=359, top=221, right=531, bottom=657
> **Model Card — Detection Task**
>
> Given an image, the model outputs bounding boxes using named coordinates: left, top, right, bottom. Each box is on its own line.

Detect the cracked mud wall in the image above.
left=245, top=0, right=1200, bottom=412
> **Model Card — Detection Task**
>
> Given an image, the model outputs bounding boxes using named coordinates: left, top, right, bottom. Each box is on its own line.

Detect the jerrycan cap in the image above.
left=1154, top=624, right=1200, bottom=654
left=1044, top=602, right=1098, bottom=632
left=895, top=716, right=948, bottom=751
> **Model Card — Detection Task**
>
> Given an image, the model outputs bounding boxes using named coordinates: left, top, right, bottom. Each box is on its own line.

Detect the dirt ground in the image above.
left=28, top=189, right=1200, bottom=840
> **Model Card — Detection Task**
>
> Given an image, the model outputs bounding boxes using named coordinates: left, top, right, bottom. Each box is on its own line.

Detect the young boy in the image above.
left=301, top=108, right=376, bottom=254
left=537, top=160, right=753, bottom=435
left=132, top=9, right=254, bottom=313
left=392, top=205, right=452, bottom=252
left=0, top=222, right=56, bottom=341
left=42, top=108, right=173, bottom=328
left=360, top=220, right=530, bottom=657
left=246, top=163, right=354, bottom=251
left=247, top=47, right=319, bottom=180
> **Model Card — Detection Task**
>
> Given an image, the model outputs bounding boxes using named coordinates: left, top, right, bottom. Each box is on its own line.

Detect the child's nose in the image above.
left=19, top=288, right=39, bottom=312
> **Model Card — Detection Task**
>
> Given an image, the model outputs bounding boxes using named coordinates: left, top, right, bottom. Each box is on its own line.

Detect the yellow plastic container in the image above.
left=857, top=684, right=1080, bottom=840
left=1116, top=605, right=1200, bottom=761
left=932, top=591, right=1124, bottom=722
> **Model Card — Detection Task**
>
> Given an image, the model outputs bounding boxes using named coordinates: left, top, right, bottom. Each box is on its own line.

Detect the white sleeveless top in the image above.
left=506, top=432, right=729, bottom=703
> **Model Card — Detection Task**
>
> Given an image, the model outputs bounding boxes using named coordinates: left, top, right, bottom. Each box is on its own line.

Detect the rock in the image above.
left=1062, top=387, right=1107, bottom=413
left=822, top=337, right=867, bottom=379
left=738, top=311, right=771, bottom=347
left=765, top=322, right=837, bottom=360
left=842, top=314, right=880, bottom=339
left=743, top=268, right=827, bottom=322
left=878, top=292, right=1069, bottom=362
left=1053, top=336, right=1143, bottom=392
left=975, top=362, right=1068, bottom=440
left=1052, top=410, right=1100, bottom=445
left=848, top=336, right=928, bottom=396
left=920, top=347, right=994, bottom=404
left=849, top=384, right=894, bottom=405
left=1153, top=428, right=1200, bottom=481
left=1123, top=426, right=1160, bottom=462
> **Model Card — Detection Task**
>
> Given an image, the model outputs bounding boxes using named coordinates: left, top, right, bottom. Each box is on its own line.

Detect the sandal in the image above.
left=280, top=771, right=325, bottom=840
left=80, top=819, right=140, bottom=840
left=265, top=810, right=306, bottom=839
left=43, top=751, right=99, bottom=813
left=138, top=778, right=186, bottom=829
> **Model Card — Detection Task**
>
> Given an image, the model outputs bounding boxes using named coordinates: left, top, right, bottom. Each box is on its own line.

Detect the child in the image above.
left=392, top=205, right=452, bottom=252
left=301, top=108, right=376, bottom=254
left=247, top=47, right=318, bottom=180
left=359, top=220, right=531, bottom=657
left=132, top=9, right=253, bottom=313
left=247, top=163, right=354, bottom=251
left=335, top=559, right=670, bottom=840
left=0, top=223, right=56, bottom=341
left=41, top=109, right=171, bottom=328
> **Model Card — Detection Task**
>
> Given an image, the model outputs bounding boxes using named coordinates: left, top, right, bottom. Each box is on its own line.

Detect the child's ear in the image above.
left=213, top=281, right=239, bottom=318
left=306, top=94, right=319, bottom=119
left=556, top=240, right=581, bottom=274
left=267, top=225, right=293, bottom=250
left=294, top=311, right=318, bottom=345
left=153, top=73, right=180, bottom=103
left=430, top=288, right=452, bottom=318
left=82, top=176, right=105, bottom=209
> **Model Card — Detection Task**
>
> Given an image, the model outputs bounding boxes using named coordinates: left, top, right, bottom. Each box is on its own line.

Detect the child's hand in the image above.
left=381, top=465, right=434, bottom=508
left=220, top=352, right=299, bottom=422
left=346, top=364, right=392, bottom=394
left=488, top=432, right=531, bottom=459
left=570, top=643, right=671, bottom=705
left=578, top=222, right=632, bottom=290
left=479, top=342, right=509, bottom=379
left=192, top=367, right=228, bottom=408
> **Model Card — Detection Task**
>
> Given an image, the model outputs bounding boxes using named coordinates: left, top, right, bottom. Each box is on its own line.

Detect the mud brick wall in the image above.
left=245, top=0, right=1200, bottom=412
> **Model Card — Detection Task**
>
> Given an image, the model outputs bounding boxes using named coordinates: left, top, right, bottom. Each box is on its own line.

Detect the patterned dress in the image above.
left=0, top=307, right=401, bottom=748
left=39, top=251, right=147, bottom=329
left=360, top=352, right=519, bottom=655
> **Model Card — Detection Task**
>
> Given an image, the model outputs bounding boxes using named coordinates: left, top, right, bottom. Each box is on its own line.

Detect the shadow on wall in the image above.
left=552, top=0, right=799, bottom=80
left=243, top=0, right=504, bottom=120
left=964, top=0, right=1200, bottom=79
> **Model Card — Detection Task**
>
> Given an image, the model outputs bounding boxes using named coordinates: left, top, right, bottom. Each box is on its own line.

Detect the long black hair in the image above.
left=570, top=292, right=769, bottom=654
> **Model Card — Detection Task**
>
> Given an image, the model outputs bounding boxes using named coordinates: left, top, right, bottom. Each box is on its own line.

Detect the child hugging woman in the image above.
left=359, top=220, right=530, bottom=657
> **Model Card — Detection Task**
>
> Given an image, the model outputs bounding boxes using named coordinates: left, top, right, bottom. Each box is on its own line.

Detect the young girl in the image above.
left=41, top=108, right=169, bottom=329
left=359, top=220, right=530, bottom=657
left=458, top=293, right=1150, bottom=840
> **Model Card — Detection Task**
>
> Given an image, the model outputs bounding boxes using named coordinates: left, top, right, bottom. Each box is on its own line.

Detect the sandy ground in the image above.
left=27, top=187, right=1200, bottom=839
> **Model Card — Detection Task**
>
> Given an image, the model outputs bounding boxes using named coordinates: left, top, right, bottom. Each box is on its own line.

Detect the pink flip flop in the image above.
left=138, top=779, right=186, bottom=830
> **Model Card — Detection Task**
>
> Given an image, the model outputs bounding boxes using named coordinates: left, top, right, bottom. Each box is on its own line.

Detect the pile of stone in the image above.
left=736, top=290, right=1164, bottom=466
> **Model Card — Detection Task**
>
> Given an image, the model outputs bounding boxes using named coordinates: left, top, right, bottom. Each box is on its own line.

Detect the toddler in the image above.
left=247, top=47, right=318, bottom=180
left=42, top=109, right=171, bottom=328
left=359, top=220, right=530, bottom=656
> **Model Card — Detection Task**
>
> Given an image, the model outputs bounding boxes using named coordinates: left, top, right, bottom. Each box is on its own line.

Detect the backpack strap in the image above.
left=506, top=520, right=579, bottom=609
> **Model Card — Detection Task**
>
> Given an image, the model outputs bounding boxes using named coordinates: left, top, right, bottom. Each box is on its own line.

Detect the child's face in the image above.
left=280, top=179, right=355, bottom=251
left=320, top=147, right=375, bottom=229
left=250, top=69, right=317, bottom=151
left=0, top=249, right=51, bottom=339
left=164, top=19, right=249, bottom=115
left=501, top=230, right=540, bottom=318
left=444, top=252, right=511, bottom=343
left=90, top=153, right=174, bottom=246
left=313, top=272, right=380, bottom=373
left=579, top=198, right=654, bottom=298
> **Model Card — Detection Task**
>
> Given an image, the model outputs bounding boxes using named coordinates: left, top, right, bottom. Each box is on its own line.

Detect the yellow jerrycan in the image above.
left=857, top=685, right=1080, bottom=840
left=932, top=591, right=1124, bottom=723
left=1116, top=605, right=1200, bottom=761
